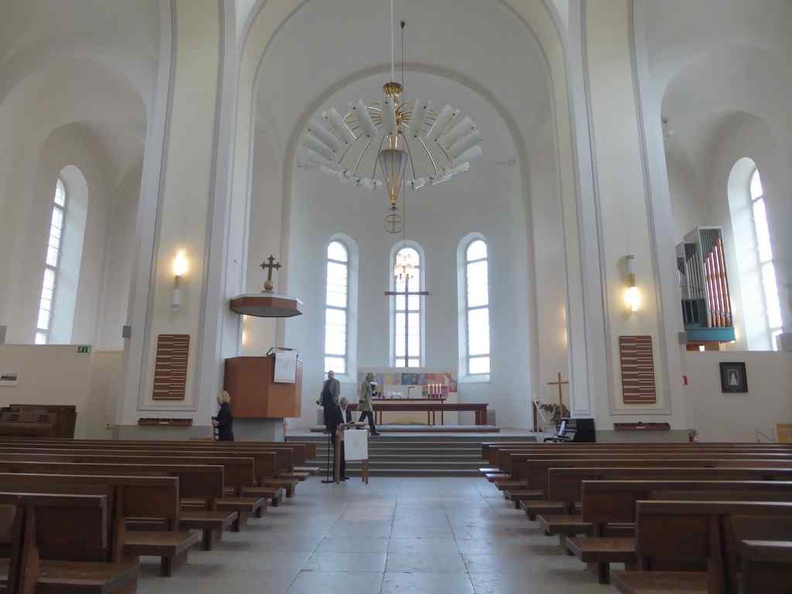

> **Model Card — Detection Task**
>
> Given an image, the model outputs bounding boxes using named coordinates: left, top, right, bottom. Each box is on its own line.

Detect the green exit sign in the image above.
left=77, top=346, right=91, bottom=354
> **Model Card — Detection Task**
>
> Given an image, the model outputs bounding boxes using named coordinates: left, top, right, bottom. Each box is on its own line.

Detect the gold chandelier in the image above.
left=301, top=3, right=483, bottom=215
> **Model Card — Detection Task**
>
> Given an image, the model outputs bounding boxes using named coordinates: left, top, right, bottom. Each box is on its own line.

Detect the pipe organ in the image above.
left=676, top=227, right=736, bottom=346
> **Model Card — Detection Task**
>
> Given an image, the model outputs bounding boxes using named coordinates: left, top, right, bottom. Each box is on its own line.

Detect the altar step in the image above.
left=293, top=433, right=535, bottom=477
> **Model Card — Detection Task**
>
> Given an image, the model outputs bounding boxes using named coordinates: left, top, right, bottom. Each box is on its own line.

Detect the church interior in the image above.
left=0, top=0, right=790, bottom=592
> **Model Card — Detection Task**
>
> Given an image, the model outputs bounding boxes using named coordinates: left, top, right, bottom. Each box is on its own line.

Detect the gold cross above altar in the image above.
left=547, top=372, right=569, bottom=410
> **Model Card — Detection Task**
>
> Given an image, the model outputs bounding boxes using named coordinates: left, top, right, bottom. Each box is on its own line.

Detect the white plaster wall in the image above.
left=664, top=138, right=707, bottom=244
left=699, top=114, right=788, bottom=352
left=242, top=128, right=284, bottom=355
left=2, top=125, right=111, bottom=345
left=682, top=350, right=792, bottom=442
left=0, top=345, right=94, bottom=437
left=281, top=154, right=536, bottom=429
left=95, top=168, right=142, bottom=350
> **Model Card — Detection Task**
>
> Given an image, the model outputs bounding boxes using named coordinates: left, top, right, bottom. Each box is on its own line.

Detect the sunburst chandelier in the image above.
left=301, top=2, right=483, bottom=225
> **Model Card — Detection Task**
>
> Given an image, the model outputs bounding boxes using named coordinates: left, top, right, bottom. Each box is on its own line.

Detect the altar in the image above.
left=357, top=368, right=460, bottom=426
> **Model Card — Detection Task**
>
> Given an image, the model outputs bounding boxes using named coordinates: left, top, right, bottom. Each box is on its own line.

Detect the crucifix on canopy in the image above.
left=260, top=255, right=281, bottom=292
left=385, top=248, right=429, bottom=366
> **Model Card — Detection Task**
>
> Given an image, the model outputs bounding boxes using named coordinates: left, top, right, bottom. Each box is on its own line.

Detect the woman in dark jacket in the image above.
left=213, top=391, right=234, bottom=441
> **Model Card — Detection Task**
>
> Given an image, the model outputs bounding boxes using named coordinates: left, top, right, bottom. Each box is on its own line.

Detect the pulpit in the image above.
left=223, top=355, right=302, bottom=440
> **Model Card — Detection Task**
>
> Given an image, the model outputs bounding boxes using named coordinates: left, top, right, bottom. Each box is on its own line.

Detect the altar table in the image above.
left=348, top=401, right=489, bottom=426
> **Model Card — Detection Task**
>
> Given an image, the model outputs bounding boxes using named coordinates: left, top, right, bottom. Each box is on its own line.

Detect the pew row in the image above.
left=0, top=473, right=200, bottom=577
left=611, top=500, right=792, bottom=594
left=0, top=492, right=139, bottom=593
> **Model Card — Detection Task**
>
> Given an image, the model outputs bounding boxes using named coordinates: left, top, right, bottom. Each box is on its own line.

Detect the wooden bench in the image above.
left=611, top=500, right=792, bottom=594
left=564, top=479, right=792, bottom=583
left=740, top=540, right=792, bottom=593
left=0, top=442, right=292, bottom=503
left=0, top=492, right=139, bottom=593
left=0, top=450, right=264, bottom=531
left=494, top=449, right=792, bottom=498
left=516, top=458, right=792, bottom=516
left=0, top=473, right=200, bottom=577
left=0, top=460, right=236, bottom=552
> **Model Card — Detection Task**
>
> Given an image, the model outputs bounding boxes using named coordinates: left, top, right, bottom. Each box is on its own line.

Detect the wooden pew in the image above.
left=563, top=479, right=792, bottom=584
left=0, top=460, right=235, bottom=552
left=611, top=500, right=792, bottom=594
left=0, top=444, right=285, bottom=506
left=0, top=441, right=297, bottom=501
left=740, top=540, right=792, bottom=593
left=517, top=458, right=792, bottom=517
left=483, top=443, right=792, bottom=476
left=0, top=451, right=264, bottom=530
left=492, top=447, right=792, bottom=495
left=0, top=473, right=200, bottom=577
left=0, top=492, right=139, bottom=593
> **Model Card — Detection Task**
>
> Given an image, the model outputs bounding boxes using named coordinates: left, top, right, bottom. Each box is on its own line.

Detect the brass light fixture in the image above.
left=301, top=1, right=483, bottom=223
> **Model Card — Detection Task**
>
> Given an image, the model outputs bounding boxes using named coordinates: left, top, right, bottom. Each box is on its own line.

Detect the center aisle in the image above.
left=138, top=477, right=610, bottom=594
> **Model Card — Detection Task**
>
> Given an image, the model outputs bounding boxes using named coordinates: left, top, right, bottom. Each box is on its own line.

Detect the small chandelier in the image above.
left=394, top=247, right=418, bottom=283
left=301, top=4, right=482, bottom=212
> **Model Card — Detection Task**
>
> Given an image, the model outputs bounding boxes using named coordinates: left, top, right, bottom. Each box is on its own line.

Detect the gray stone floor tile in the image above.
left=381, top=572, right=476, bottom=594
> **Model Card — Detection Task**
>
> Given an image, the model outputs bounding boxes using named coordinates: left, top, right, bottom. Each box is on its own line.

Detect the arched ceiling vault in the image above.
left=250, top=0, right=557, bottom=168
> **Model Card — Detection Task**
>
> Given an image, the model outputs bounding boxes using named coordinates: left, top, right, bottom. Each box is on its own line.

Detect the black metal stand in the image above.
left=320, top=428, right=335, bottom=484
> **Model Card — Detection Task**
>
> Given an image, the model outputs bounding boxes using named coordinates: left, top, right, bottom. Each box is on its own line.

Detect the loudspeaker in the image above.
left=122, top=325, right=132, bottom=339
left=571, top=418, right=596, bottom=442
left=0, top=325, right=6, bottom=345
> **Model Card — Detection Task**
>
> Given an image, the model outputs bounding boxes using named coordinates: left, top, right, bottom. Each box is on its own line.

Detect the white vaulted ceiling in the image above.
left=253, top=0, right=554, bottom=166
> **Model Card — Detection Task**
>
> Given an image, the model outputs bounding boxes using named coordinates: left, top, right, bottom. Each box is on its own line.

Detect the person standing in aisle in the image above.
left=358, top=372, right=380, bottom=435
left=320, top=370, right=341, bottom=433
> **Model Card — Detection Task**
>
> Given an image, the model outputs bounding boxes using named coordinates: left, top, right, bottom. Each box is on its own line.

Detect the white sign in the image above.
left=273, top=351, right=297, bottom=383
left=344, top=428, right=368, bottom=461
left=0, top=373, right=18, bottom=387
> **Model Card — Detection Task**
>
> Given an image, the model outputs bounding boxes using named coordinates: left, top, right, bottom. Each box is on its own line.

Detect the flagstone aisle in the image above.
left=138, top=477, right=613, bottom=594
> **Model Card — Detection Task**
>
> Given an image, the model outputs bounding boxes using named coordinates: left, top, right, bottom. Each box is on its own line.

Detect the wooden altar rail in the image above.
left=348, top=402, right=488, bottom=426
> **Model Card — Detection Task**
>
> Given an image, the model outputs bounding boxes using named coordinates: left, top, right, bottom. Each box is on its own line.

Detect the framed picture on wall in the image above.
left=720, top=362, right=748, bottom=393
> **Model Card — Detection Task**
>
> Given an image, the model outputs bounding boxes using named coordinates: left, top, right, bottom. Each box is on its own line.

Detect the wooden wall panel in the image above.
left=152, top=334, right=190, bottom=401
left=619, top=335, right=657, bottom=405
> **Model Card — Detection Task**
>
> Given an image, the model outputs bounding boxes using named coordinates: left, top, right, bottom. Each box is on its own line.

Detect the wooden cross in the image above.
left=384, top=275, right=429, bottom=363
left=260, top=255, right=281, bottom=291
left=547, top=372, right=569, bottom=410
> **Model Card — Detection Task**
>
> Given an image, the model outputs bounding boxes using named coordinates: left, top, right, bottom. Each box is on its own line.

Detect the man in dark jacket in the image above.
left=320, top=370, right=341, bottom=433
left=330, top=400, right=349, bottom=480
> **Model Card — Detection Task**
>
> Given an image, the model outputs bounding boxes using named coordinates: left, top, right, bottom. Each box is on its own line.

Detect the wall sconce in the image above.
left=172, top=250, right=188, bottom=311
left=624, top=254, right=640, bottom=314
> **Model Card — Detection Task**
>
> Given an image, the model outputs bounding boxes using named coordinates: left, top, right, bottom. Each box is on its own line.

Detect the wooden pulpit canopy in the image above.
left=229, top=293, right=303, bottom=318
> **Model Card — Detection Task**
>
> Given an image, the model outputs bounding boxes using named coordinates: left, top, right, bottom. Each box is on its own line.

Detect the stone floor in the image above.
left=138, top=477, right=615, bottom=593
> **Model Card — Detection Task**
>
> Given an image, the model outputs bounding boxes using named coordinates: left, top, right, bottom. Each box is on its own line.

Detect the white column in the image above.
left=119, top=0, right=228, bottom=436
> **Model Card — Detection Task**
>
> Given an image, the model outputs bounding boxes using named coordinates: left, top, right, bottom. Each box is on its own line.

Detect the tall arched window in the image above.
left=391, top=245, right=423, bottom=367
left=749, top=168, right=782, bottom=349
left=35, top=178, right=67, bottom=344
left=728, top=159, right=783, bottom=350
left=461, top=237, right=491, bottom=376
left=324, top=240, right=349, bottom=374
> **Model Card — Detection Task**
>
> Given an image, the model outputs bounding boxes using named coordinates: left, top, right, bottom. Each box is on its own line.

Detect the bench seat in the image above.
left=242, top=485, right=285, bottom=507
left=123, top=530, right=201, bottom=577
left=479, top=467, right=501, bottom=475
left=566, top=536, right=636, bottom=583
left=281, top=471, right=310, bottom=482
left=0, top=558, right=139, bottom=594
left=179, top=510, right=238, bottom=551
left=506, top=489, right=544, bottom=509
left=494, top=479, right=523, bottom=491
left=265, top=478, right=298, bottom=498
left=294, top=466, right=319, bottom=475
left=537, top=514, right=592, bottom=536
left=216, top=496, right=267, bottom=529
left=519, top=500, right=580, bottom=519
left=611, top=570, right=708, bottom=594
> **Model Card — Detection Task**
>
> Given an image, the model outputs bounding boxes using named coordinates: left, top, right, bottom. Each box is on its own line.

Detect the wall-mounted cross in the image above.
left=385, top=275, right=429, bottom=364
left=260, top=255, right=281, bottom=292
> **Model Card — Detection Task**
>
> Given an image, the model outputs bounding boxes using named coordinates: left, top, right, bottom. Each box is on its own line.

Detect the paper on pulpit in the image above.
left=344, top=428, right=368, bottom=461
left=273, top=350, right=297, bottom=383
